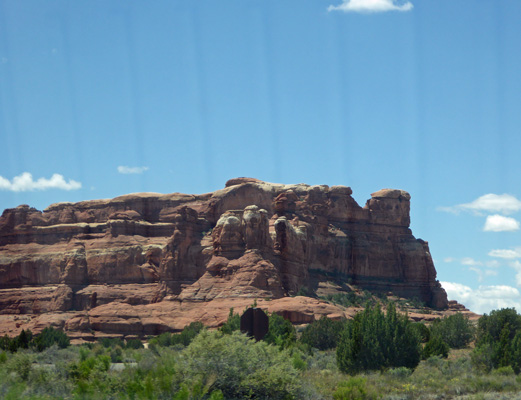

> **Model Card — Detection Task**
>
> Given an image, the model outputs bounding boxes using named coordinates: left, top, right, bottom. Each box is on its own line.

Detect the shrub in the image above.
left=476, top=308, right=521, bottom=345
left=471, top=343, right=495, bottom=373
left=100, top=337, right=125, bottom=348
left=411, top=322, right=430, bottom=343
left=387, top=366, right=412, bottom=379
left=33, top=327, right=70, bottom=351
left=149, top=322, right=205, bottom=348
left=510, top=331, right=521, bottom=373
left=7, top=352, right=33, bottom=380
left=264, top=313, right=296, bottom=348
left=125, top=338, right=144, bottom=349
left=0, top=335, right=12, bottom=351
left=149, top=331, right=174, bottom=347
left=219, top=308, right=240, bottom=334
left=473, top=308, right=521, bottom=372
left=176, top=322, right=204, bottom=346
left=179, top=330, right=302, bottom=399
left=333, top=377, right=379, bottom=400
left=110, top=346, right=123, bottom=362
left=300, top=316, right=345, bottom=350
left=16, top=329, right=32, bottom=350
left=430, top=313, right=474, bottom=349
left=423, top=336, right=449, bottom=359
left=493, top=365, right=515, bottom=376
left=336, top=303, right=421, bottom=374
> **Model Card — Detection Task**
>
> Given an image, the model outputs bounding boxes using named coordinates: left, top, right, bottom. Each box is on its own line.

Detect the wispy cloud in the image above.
left=483, top=215, right=520, bottom=232
left=0, top=172, right=81, bottom=192
left=443, top=256, right=500, bottom=268
left=461, top=257, right=483, bottom=266
left=486, top=260, right=501, bottom=268
left=509, top=261, right=521, bottom=287
left=117, top=166, right=149, bottom=175
left=441, top=281, right=521, bottom=314
left=489, top=248, right=521, bottom=259
left=328, top=0, right=413, bottom=13
left=439, top=194, right=521, bottom=215
left=468, top=267, right=483, bottom=282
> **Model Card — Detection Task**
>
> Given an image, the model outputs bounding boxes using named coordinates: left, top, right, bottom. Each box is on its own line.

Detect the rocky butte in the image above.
left=0, top=178, right=450, bottom=341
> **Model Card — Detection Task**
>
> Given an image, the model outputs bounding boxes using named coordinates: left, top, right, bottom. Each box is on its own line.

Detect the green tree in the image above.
left=476, top=308, right=521, bottom=345
left=411, top=322, right=430, bottom=343
left=509, top=331, right=521, bottom=373
left=219, top=308, right=240, bottom=334
left=125, top=338, right=144, bottom=349
left=423, top=335, right=449, bottom=359
left=472, top=308, right=521, bottom=372
left=336, top=303, right=421, bottom=374
left=430, top=313, right=474, bottom=349
left=33, top=326, right=70, bottom=351
left=16, top=329, right=32, bottom=350
left=176, top=321, right=204, bottom=346
left=264, top=313, right=296, bottom=348
left=300, top=316, right=345, bottom=350
left=179, top=330, right=302, bottom=399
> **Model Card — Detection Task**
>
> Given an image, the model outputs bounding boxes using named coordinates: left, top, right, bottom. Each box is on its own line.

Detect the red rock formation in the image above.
left=0, top=178, right=448, bottom=339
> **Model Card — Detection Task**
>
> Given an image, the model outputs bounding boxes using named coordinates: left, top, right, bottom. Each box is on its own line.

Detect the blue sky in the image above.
left=1, top=0, right=521, bottom=314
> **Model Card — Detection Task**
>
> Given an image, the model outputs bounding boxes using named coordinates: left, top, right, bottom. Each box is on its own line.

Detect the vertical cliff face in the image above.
left=0, top=178, right=448, bottom=338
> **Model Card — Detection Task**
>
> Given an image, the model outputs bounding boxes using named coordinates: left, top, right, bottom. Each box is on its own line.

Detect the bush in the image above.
left=493, top=365, right=515, bottom=376
left=6, top=352, right=33, bottom=380
left=473, top=308, right=521, bottom=372
left=100, top=337, right=125, bottom=348
left=476, top=308, right=521, bottom=345
left=333, top=377, right=379, bottom=400
left=179, top=330, right=302, bottom=399
left=149, top=331, right=174, bottom=347
left=219, top=308, right=240, bottom=334
left=264, top=313, right=296, bottom=348
left=471, top=342, right=495, bottom=373
left=33, top=327, right=70, bottom=351
left=411, top=322, right=430, bottom=343
left=387, top=366, right=412, bottom=379
left=176, top=322, right=204, bottom=346
left=149, top=322, right=205, bottom=348
left=300, top=316, right=345, bottom=350
left=430, top=313, right=474, bottom=349
left=125, top=338, right=144, bottom=349
left=336, top=303, right=421, bottom=374
left=423, top=336, right=449, bottom=359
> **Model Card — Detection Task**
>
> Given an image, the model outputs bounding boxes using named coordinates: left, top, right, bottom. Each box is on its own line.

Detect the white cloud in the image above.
left=483, top=215, right=520, bottom=232
left=328, top=0, right=413, bottom=13
left=441, top=281, right=521, bottom=314
left=0, top=172, right=81, bottom=192
left=461, top=257, right=483, bottom=266
left=485, top=269, right=498, bottom=276
left=117, top=166, right=149, bottom=175
left=486, top=260, right=501, bottom=268
left=440, top=194, right=521, bottom=215
left=443, top=257, right=455, bottom=263
left=489, top=248, right=521, bottom=259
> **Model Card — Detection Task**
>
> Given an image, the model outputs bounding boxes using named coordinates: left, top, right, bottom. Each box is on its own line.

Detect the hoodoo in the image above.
left=0, top=178, right=448, bottom=340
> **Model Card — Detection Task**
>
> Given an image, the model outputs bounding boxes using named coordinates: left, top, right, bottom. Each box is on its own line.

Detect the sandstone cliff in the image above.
left=0, top=178, right=448, bottom=340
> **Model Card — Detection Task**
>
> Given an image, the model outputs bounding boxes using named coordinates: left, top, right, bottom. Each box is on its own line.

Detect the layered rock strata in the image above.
left=0, top=178, right=448, bottom=339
